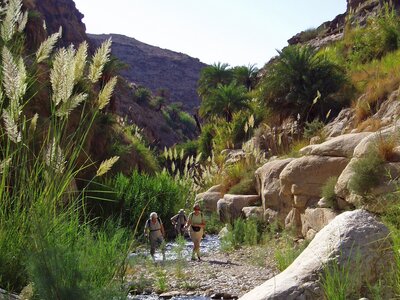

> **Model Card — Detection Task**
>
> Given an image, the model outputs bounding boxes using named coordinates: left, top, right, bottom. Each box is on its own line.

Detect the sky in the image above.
left=73, top=0, right=347, bottom=67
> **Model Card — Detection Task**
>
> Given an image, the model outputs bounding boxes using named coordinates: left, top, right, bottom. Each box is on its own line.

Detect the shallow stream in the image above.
left=128, top=235, right=221, bottom=300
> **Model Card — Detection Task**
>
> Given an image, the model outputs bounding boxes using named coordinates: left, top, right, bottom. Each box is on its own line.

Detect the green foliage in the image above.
left=227, top=168, right=257, bottom=195
left=303, top=119, right=325, bottom=139
left=204, top=213, right=224, bottom=234
left=232, top=64, right=258, bottom=91
left=259, top=45, right=349, bottom=122
left=321, top=176, right=338, bottom=209
left=273, top=235, right=308, bottom=272
left=349, top=149, right=385, bottom=196
left=197, top=62, right=233, bottom=98
left=347, top=4, right=400, bottom=64
left=198, top=124, right=215, bottom=159
left=320, top=253, right=362, bottom=300
left=0, top=4, right=132, bottom=296
left=28, top=216, right=129, bottom=300
left=163, top=104, right=197, bottom=140
left=134, top=87, right=152, bottom=105
left=112, top=170, right=190, bottom=231
left=221, top=219, right=261, bottom=251
left=199, top=82, right=250, bottom=122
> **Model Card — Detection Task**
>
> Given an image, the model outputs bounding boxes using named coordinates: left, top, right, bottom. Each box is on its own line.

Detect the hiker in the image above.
left=144, top=212, right=166, bottom=261
left=186, top=203, right=206, bottom=261
left=170, top=209, right=187, bottom=236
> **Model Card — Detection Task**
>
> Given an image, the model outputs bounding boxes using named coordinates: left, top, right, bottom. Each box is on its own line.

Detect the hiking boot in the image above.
left=197, top=256, right=201, bottom=261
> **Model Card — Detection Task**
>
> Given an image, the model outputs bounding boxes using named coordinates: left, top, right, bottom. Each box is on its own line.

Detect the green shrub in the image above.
left=28, top=216, right=130, bottom=300
left=205, top=213, right=224, bottom=234
left=320, top=253, right=362, bottom=300
left=348, top=149, right=385, bottom=196
left=228, top=169, right=257, bottom=195
left=303, top=119, right=325, bottom=139
left=198, top=124, right=215, bottom=159
left=321, top=176, right=338, bottom=209
left=221, top=218, right=261, bottom=250
left=274, top=236, right=308, bottom=271
left=259, top=45, right=349, bottom=123
left=134, top=87, right=152, bottom=105
left=347, top=4, right=400, bottom=64
left=112, top=170, right=190, bottom=232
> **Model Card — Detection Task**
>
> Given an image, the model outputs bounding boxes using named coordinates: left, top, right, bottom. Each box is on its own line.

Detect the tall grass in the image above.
left=221, top=219, right=261, bottom=251
left=0, top=1, right=133, bottom=297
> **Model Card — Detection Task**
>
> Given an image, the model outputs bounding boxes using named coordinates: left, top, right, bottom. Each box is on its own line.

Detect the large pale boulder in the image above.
left=373, top=89, right=400, bottom=126
left=242, top=206, right=264, bottom=222
left=239, top=210, right=393, bottom=300
left=303, top=132, right=372, bottom=158
left=301, top=208, right=338, bottom=239
left=255, top=158, right=294, bottom=210
left=324, top=108, right=355, bottom=138
left=335, top=158, right=357, bottom=201
left=353, top=123, right=400, bottom=158
left=195, top=191, right=223, bottom=213
left=206, top=184, right=223, bottom=193
left=280, top=156, right=349, bottom=198
left=217, top=194, right=260, bottom=223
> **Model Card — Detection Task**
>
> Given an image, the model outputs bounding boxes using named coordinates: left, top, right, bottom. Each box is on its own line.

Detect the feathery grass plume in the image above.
left=42, top=20, right=46, bottom=31
left=0, top=157, right=11, bottom=173
left=97, top=76, right=117, bottom=109
left=2, top=47, right=26, bottom=117
left=45, top=138, right=66, bottom=174
left=29, top=112, right=38, bottom=133
left=50, top=46, right=76, bottom=106
left=0, top=0, right=22, bottom=42
left=2, top=109, right=21, bottom=143
left=74, top=41, right=88, bottom=82
left=35, top=29, right=62, bottom=63
left=88, top=38, right=111, bottom=83
left=17, top=10, right=27, bottom=32
left=96, top=156, right=119, bottom=177
left=56, top=92, right=87, bottom=117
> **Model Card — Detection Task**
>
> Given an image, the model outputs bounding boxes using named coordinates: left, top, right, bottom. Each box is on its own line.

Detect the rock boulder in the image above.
left=239, top=210, right=393, bottom=300
left=217, top=195, right=260, bottom=223
left=195, top=191, right=223, bottom=213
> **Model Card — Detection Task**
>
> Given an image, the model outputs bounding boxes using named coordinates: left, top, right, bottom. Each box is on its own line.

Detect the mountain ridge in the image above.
left=89, top=33, right=207, bottom=113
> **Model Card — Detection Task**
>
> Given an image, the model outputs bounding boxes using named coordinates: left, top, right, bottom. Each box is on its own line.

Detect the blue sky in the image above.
left=74, top=0, right=347, bottom=67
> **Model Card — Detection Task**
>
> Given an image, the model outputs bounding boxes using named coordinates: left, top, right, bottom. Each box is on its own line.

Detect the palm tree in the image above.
left=232, top=64, right=259, bottom=91
left=197, top=62, right=233, bottom=99
left=260, top=45, right=348, bottom=123
left=199, top=82, right=249, bottom=122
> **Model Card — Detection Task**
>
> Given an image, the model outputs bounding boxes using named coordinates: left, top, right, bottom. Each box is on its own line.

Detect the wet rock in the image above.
left=159, top=291, right=181, bottom=299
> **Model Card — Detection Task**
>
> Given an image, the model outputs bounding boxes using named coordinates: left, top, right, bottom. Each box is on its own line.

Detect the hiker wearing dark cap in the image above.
left=186, top=203, right=206, bottom=261
left=171, top=209, right=187, bottom=236
left=144, top=212, right=165, bottom=261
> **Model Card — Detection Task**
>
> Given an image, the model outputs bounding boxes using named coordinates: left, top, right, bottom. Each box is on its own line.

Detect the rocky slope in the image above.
left=89, top=33, right=207, bottom=112
left=24, top=0, right=87, bottom=47
left=23, top=0, right=200, bottom=146
left=288, top=0, right=400, bottom=49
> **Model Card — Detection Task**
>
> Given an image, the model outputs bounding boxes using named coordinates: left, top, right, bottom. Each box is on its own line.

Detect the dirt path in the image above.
left=126, top=244, right=279, bottom=298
